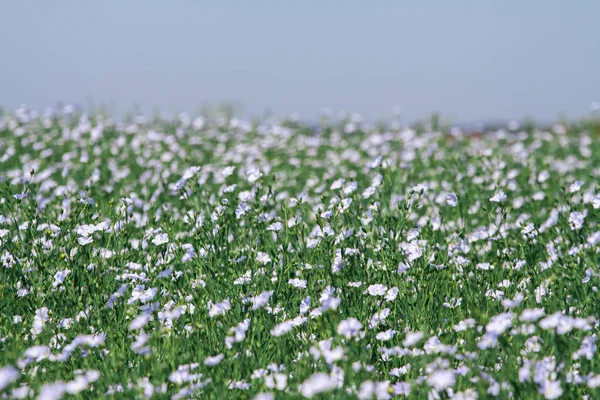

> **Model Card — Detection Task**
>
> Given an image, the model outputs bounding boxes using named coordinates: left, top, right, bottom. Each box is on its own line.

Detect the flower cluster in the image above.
left=1, top=106, right=600, bottom=399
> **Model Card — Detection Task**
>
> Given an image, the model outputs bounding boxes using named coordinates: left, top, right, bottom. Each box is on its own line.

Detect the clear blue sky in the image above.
left=2, top=1, right=599, bottom=122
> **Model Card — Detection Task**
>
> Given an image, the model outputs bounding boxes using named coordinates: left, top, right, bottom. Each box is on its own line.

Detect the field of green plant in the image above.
left=1, top=107, right=600, bottom=399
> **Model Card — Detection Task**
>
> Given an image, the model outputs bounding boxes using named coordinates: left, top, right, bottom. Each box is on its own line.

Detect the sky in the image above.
left=2, top=1, right=599, bottom=123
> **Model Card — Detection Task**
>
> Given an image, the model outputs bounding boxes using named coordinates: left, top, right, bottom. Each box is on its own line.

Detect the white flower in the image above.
left=337, top=318, right=363, bottom=339
left=38, top=382, right=67, bottom=400
left=256, top=252, right=272, bottom=265
left=385, top=287, right=398, bottom=302
left=362, top=186, right=376, bottom=199
left=0, top=366, right=19, bottom=391
left=65, top=375, right=92, bottom=394
left=367, top=156, right=382, bottom=169
left=521, top=223, right=536, bottom=237
left=131, top=332, right=149, bottom=354
left=477, top=333, right=498, bottom=349
left=226, top=319, right=251, bottom=349
left=502, top=293, right=524, bottom=309
left=204, top=354, right=224, bottom=366
left=254, top=393, right=275, bottom=400
left=427, top=369, right=455, bottom=391
left=300, top=296, right=311, bottom=314
left=157, top=267, right=173, bottom=278
left=403, top=331, right=424, bottom=347
left=368, top=308, right=390, bottom=330
left=539, top=380, right=563, bottom=399
left=588, top=374, right=600, bottom=388
left=556, top=317, right=576, bottom=335
left=406, top=242, right=423, bottom=262
left=569, top=211, right=585, bottom=230
left=392, top=382, right=411, bottom=396
left=265, top=373, right=288, bottom=390
left=330, top=179, right=345, bottom=190
left=32, top=307, right=49, bottom=335
left=476, top=262, right=494, bottom=271
left=446, top=193, right=458, bottom=207
left=569, top=181, right=584, bottom=193
left=288, top=278, right=307, bottom=289
left=533, top=192, right=545, bottom=201
left=443, top=298, right=462, bottom=308
left=357, top=380, right=391, bottom=400
left=129, top=313, right=150, bottom=330
left=593, top=194, right=600, bottom=209
left=78, top=235, right=93, bottom=246
left=134, top=287, right=157, bottom=303
left=299, top=372, right=338, bottom=398
left=319, top=297, right=341, bottom=313
left=365, top=284, right=388, bottom=296
left=152, top=233, right=169, bottom=246
left=247, top=168, right=263, bottom=183
left=490, top=191, right=507, bottom=203
left=52, top=269, right=71, bottom=288
left=12, top=385, right=32, bottom=398
left=236, top=203, right=251, bottom=219
left=221, top=166, right=235, bottom=177
left=486, top=312, right=512, bottom=335
left=538, top=170, right=550, bottom=183
left=270, top=320, right=295, bottom=337
left=573, top=336, right=596, bottom=360
left=343, top=182, right=358, bottom=195
left=181, top=166, right=201, bottom=180
left=452, top=388, right=478, bottom=400
left=267, top=222, right=283, bottom=232
left=237, top=191, right=255, bottom=203
left=454, top=319, right=476, bottom=332
left=539, top=312, right=564, bottom=330
left=208, top=299, right=231, bottom=318
left=376, top=329, right=395, bottom=341
left=587, top=231, right=600, bottom=246
left=250, top=291, right=272, bottom=311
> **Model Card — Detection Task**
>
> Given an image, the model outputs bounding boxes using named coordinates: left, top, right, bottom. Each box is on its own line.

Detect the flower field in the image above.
left=1, top=108, right=600, bottom=399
